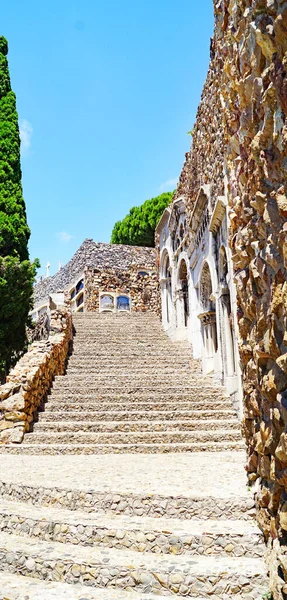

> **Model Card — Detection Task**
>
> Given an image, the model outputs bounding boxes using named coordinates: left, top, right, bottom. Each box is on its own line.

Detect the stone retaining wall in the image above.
left=0, top=308, right=72, bottom=444
left=85, top=266, right=160, bottom=314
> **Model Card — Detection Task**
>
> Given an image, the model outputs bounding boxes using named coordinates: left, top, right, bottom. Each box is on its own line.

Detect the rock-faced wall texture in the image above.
left=34, top=240, right=157, bottom=307
left=173, top=1, right=287, bottom=596
left=0, top=308, right=72, bottom=444
left=85, top=266, right=160, bottom=314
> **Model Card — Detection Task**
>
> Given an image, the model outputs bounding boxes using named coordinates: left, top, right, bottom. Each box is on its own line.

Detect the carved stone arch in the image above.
left=160, top=249, right=171, bottom=279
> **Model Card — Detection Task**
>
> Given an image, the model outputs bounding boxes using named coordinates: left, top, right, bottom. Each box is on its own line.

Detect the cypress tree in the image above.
left=0, top=36, right=37, bottom=379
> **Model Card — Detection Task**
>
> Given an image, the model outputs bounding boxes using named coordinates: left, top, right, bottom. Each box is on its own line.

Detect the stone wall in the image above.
left=172, top=1, right=287, bottom=596
left=34, top=240, right=157, bottom=307
left=220, top=2, right=287, bottom=597
left=85, top=266, right=160, bottom=314
left=0, top=308, right=72, bottom=444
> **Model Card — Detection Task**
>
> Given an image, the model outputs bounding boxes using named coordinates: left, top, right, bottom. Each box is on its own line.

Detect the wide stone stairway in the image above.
left=0, top=313, right=268, bottom=598
left=24, top=312, right=243, bottom=454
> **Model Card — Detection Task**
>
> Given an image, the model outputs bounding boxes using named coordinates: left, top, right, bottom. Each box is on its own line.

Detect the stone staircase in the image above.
left=20, top=312, right=243, bottom=454
left=0, top=313, right=269, bottom=598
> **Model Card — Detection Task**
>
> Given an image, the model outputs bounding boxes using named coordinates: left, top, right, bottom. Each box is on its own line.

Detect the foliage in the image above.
left=111, top=191, right=174, bottom=247
left=0, top=37, right=37, bottom=379
left=0, top=257, right=38, bottom=377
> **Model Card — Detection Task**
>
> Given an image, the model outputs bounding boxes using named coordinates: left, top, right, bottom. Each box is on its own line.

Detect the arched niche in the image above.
left=219, top=247, right=236, bottom=377
left=117, top=295, right=130, bottom=312
left=198, top=262, right=218, bottom=374
left=100, top=294, right=115, bottom=312
left=160, top=251, right=172, bottom=327
left=177, top=258, right=189, bottom=328
left=200, top=262, right=215, bottom=313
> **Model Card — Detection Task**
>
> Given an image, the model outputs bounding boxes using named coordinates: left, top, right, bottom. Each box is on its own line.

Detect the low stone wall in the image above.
left=85, top=266, right=160, bottom=313
left=0, top=308, right=72, bottom=444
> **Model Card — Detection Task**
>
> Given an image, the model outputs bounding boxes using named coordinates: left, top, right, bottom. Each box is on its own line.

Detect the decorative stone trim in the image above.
left=209, top=196, right=227, bottom=234
left=198, top=311, right=216, bottom=326
left=0, top=307, right=72, bottom=444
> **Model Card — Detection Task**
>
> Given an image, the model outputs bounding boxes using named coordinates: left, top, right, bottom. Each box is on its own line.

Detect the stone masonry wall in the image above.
left=34, top=240, right=157, bottom=307
left=85, top=266, right=160, bottom=314
left=0, top=308, right=72, bottom=444
left=219, top=2, right=287, bottom=597
left=173, top=1, right=287, bottom=596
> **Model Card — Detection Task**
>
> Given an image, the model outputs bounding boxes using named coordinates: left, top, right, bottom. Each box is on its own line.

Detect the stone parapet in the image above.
left=0, top=308, right=72, bottom=444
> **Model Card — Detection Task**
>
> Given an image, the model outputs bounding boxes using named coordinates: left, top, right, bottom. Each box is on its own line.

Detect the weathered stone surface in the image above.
left=169, top=1, right=287, bottom=596
left=0, top=308, right=72, bottom=445
left=34, top=240, right=157, bottom=307
left=84, top=266, right=159, bottom=314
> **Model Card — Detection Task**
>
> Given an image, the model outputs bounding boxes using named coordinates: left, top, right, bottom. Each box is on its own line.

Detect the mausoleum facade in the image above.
left=32, top=240, right=159, bottom=319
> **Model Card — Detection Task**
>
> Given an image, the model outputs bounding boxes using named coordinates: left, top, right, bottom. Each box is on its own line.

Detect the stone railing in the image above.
left=0, top=307, right=72, bottom=444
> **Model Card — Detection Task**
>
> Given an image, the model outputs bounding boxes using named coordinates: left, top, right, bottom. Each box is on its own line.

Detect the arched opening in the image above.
left=160, top=252, right=172, bottom=328
left=100, top=294, right=115, bottom=312
left=178, top=259, right=189, bottom=328
left=219, top=247, right=236, bottom=378
left=198, top=262, right=218, bottom=374
left=117, top=295, right=130, bottom=312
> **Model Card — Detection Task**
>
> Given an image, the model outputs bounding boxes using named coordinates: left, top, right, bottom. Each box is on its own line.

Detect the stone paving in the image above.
left=0, top=314, right=269, bottom=598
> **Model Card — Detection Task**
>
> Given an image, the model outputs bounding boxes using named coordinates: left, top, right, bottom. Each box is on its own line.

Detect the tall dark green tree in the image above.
left=111, top=191, right=174, bottom=247
left=0, top=36, right=37, bottom=379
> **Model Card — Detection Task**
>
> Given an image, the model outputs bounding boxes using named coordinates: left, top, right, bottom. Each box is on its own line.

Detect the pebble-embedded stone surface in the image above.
left=0, top=314, right=269, bottom=598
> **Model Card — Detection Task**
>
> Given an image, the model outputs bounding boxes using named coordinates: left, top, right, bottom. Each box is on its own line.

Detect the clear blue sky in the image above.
left=2, top=0, right=214, bottom=276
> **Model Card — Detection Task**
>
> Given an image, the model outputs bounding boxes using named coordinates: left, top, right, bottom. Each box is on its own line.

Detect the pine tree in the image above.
left=0, top=36, right=37, bottom=380
left=111, top=192, right=174, bottom=247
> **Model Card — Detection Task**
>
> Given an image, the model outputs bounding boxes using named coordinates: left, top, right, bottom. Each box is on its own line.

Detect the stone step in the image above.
left=51, top=386, right=225, bottom=402
left=71, top=346, right=189, bottom=355
left=33, top=419, right=240, bottom=433
left=74, top=338, right=183, bottom=342
left=0, top=572, right=195, bottom=600
left=72, top=343, right=191, bottom=351
left=0, top=499, right=264, bottom=558
left=0, top=531, right=268, bottom=597
left=0, top=466, right=255, bottom=519
left=67, top=362, right=193, bottom=370
left=51, top=382, right=227, bottom=395
left=55, top=374, right=214, bottom=384
left=3, top=441, right=245, bottom=454
left=37, top=409, right=238, bottom=421
left=66, top=368, right=196, bottom=376
left=23, top=430, right=242, bottom=445
left=43, top=400, right=231, bottom=412
left=71, top=347, right=190, bottom=355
